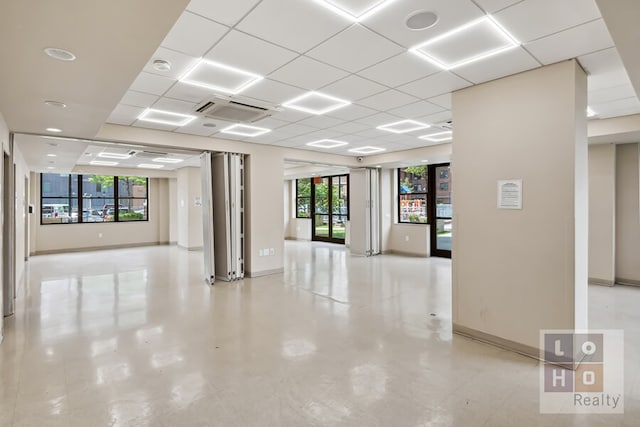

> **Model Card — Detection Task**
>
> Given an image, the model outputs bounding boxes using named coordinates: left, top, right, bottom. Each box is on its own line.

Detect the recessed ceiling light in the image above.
left=152, top=59, right=171, bottom=72
left=137, top=108, right=197, bottom=127
left=152, top=157, right=184, bottom=164
left=283, top=91, right=351, bottom=115
left=46, top=128, right=63, bottom=133
left=44, top=100, right=67, bottom=108
left=138, top=163, right=165, bottom=169
left=43, top=47, right=76, bottom=61
left=419, top=130, right=452, bottom=142
left=406, top=10, right=439, bottom=30
left=349, top=146, right=386, bottom=154
left=90, top=160, right=119, bottom=166
left=98, top=152, right=131, bottom=160
left=587, top=107, right=597, bottom=117
left=47, top=154, right=57, bottom=157
left=179, top=59, right=263, bottom=95
left=220, top=124, right=271, bottom=137
left=306, top=139, right=349, bottom=149
left=377, top=120, right=430, bottom=134
left=410, top=15, right=519, bottom=70
left=312, top=0, right=399, bottom=22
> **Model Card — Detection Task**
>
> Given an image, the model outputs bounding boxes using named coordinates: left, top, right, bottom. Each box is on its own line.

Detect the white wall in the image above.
left=388, top=224, right=429, bottom=257
left=12, top=144, right=29, bottom=282
left=615, top=143, right=640, bottom=284
left=0, top=112, right=8, bottom=343
left=588, top=144, right=616, bottom=285
left=169, top=178, right=177, bottom=244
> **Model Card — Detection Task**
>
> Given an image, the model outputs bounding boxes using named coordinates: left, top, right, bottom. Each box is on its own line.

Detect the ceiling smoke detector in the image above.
left=406, top=11, right=439, bottom=30
left=152, top=59, right=171, bottom=72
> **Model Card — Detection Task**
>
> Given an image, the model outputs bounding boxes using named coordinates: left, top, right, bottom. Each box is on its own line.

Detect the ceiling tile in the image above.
left=355, top=112, right=402, bottom=127
left=307, top=24, right=403, bottom=73
left=142, top=47, right=199, bottom=81
left=186, top=0, right=261, bottom=26
left=250, top=117, right=290, bottom=129
left=454, top=47, right=540, bottom=84
left=331, top=121, right=372, bottom=134
left=363, top=0, right=484, bottom=48
left=473, top=0, right=524, bottom=13
left=525, top=20, right=614, bottom=65
left=241, top=79, right=307, bottom=105
left=325, top=104, right=378, bottom=121
left=589, top=84, right=637, bottom=106
left=417, top=110, right=453, bottom=125
left=271, top=108, right=313, bottom=122
left=161, top=11, right=229, bottom=57
left=205, top=30, right=298, bottom=75
left=297, top=115, right=345, bottom=129
left=495, top=0, right=602, bottom=43
left=387, top=100, right=444, bottom=119
left=591, top=97, right=640, bottom=116
left=397, top=72, right=472, bottom=99
left=236, top=0, right=351, bottom=53
left=129, top=72, right=176, bottom=96
left=163, top=82, right=211, bottom=104
left=268, top=55, right=349, bottom=90
left=357, top=52, right=440, bottom=88
left=427, top=94, right=451, bottom=109
left=119, top=91, right=159, bottom=108
left=132, top=120, right=179, bottom=132
left=274, top=123, right=318, bottom=137
left=579, top=47, right=632, bottom=91
left=151, top=98, right=198, bottom=115
left=357, top=90, right=420, bottom=111
left=320, top=75, right=387, bottom=101
left=107, top=104, right=145, bottom=126
left=173, top=117, right=223, bottom=136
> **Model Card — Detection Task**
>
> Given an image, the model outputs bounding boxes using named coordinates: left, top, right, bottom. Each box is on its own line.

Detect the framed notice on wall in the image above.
left=497, top=179, right=523, bottom=210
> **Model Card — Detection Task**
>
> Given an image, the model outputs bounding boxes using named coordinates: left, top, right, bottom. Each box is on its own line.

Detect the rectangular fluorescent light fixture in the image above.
left=283, top=91, right=351, bottom=115
left=98, top=152, right=131, bottom=160
left=410, top=15, right=519, bottom=70
left=419, top=130, right=452, bottom=142
left=180, top=59, right=263, bottom=95
left=220, top=124, right=271, bottom=137
left=90, top=160, right=119, bottom=166
left=587, top=107, right=597, bottom=117
left=137, top=163, right=165, bottom=169
left=377, top=119, right=431, bottom=134
left=311, top=0, right=399, bottom=22
left=152, top=157, right=184, bottom=164
left=348, top=146, right=386, bottom=154
left=306, top=139, right=349, bottom=149
left=138, top=108, right=197, bottom=126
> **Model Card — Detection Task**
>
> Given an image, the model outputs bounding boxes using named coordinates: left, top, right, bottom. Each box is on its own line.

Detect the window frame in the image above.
left=295, top=178, right=311, bottom=219
left=40, top=173, right=149, bottom=225
left=397, top=166, right=429, bottom=225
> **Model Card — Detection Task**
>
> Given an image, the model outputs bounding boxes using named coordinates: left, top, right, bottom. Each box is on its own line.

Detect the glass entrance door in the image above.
left=312, top=174, right=348, bottom=243
left=429, top=164, right=452, bottom=258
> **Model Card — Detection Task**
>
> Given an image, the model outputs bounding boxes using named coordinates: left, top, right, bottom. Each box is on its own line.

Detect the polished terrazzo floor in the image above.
left=0, top=241, right=638, bottom=426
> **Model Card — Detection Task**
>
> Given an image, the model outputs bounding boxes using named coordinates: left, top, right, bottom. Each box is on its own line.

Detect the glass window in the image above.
left=40, top=173, right=149, bottom=224
left=398, top=166, right=428, bottom=224
left=296, top=178, right=311, bottom=218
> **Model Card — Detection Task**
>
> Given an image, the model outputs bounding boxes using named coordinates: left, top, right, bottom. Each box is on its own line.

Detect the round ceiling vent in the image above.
left=152, top=59, right=171, bottom=72
left=406, top=11, right=439, bottom=30
left=43, top=47, right=76, bottom=61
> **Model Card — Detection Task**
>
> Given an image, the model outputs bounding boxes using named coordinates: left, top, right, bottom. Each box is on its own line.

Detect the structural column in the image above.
left=451, top=60, right=588, bottom=356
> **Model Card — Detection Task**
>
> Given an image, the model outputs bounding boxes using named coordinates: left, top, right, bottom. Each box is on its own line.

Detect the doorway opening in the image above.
left=311, top=174, right=349, bottom=244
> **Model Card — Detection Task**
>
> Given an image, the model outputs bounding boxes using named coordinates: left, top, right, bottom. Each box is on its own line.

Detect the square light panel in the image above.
left=138, top=164, right=165, bottom=169
left=419, top=130, right=452, bottom=142
left=221, top=124, right=271, bottom=137
left=138, top=108, right=197, bottom=126
left=410, top=15, right=519, bottom=70
left=283, top=92, right=351, bottom=115
left=180, top=59, right=263, bottom=94
left=152, top=157, right=184, bottom=164
left=98, top=152, right=131, bottom=160
left=306, top=139, right=349, bottom=149
left=348, top=146, right=386, bottom=154
left=312, top=0, right=399, bottom=22
left=377, top=119, right=430, bottom=134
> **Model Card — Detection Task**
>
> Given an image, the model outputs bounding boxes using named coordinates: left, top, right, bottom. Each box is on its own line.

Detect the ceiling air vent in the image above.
left=194, top=97, right=274, bottom=123
left=128, top=150, right=168, bottom=159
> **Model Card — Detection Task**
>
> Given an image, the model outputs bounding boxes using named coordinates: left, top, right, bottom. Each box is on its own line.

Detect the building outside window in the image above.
left=398, top=166, right=428, bottom=223
left=296, top=178, right=311, bottom=218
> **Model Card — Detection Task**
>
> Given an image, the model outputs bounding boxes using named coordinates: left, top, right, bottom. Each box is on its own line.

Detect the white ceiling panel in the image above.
left=173, top=117, right=222, bottom=136
left=132, top=120, right=179, bottom=132
left=160, top=11, right=228, bottom=57
left=163, top=81, right=211, bottom=103
left=297, top=115, right=346, bottom=129
left=151, top=98, right=198, bottom=115
left=494, top=0, right=602, bottom=43
left=250, top=117, right=290, bottom=130
left=142, top=47, right=199, bottom=81
left=362, top=0, right=485, bottom=49
left=579, top=47, right=632, bottom=91
left=236, top=0, right=351, bottom=53
left=388, top=100, right=444, bottom=119
left=591, top=97, right=640, bottom=119
left=357, top=89, right=420, bottom=111
left=397, top=72, right=472, bottom=99
left=274, top=123, right=318, bottom=137
left=417, top=110, right=453, bottom=125
left=129, top=72, right=176, bottom=96
left=268, top=55, right=348, bottom=90
left=355, top=112, right=402, bottom=127
left=473, top=0, right=524, bottom=13
left=271, top=108, right=313, bottom=122
left=107, top=104, right=145, bottom=126
left=320, top=75, right=387, bottom=101
left=358, top=52, right=440, bottom=88
left=331, top=121, right=372, bottom=134
left=186, top=0, right=261, bottom=26
left=307, top=24, right=404, bottom=73
left=427, top=94, right=451, bottom=109
left=241, top=79, right=307, bottom=105
left=204, top=30, right=298, bottom=75
left=119, top=91, right=159, bottom=109
left=525, top=20, right=614, bottom=65
left=589, top=84, right=636, bottom=105
left=325, top=104, right=378, bottom=121
left=454, top=47, right=540, bottom=84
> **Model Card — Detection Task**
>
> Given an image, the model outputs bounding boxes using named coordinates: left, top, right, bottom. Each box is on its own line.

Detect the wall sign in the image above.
left=498, top=179, right=523, bottom=210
